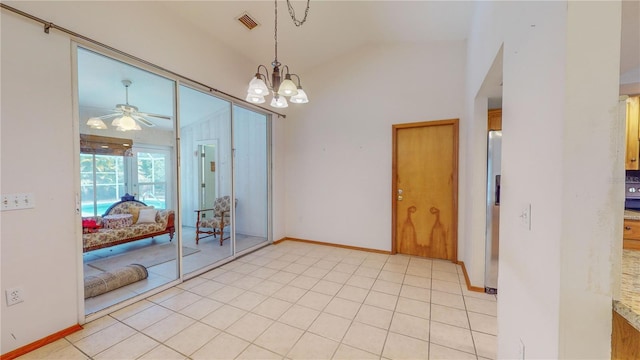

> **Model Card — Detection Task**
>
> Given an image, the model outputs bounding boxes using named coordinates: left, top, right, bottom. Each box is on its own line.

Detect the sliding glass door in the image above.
left=233, top=105, right=270, bottom=253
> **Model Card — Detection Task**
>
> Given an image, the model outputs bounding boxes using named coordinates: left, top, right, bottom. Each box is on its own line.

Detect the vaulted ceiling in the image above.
left=77, top=1, right=639, bottom=125
left=159, top=1, right=475, bottom=74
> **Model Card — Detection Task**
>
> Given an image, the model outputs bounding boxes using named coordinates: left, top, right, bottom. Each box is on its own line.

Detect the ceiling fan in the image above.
left=86, top=80, right=172, bottom=131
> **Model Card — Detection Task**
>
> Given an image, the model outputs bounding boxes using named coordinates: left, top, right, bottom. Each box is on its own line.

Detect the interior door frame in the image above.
left=391, top=119, right=459, bottom=259
left=196, top=139, right=220, bottom=210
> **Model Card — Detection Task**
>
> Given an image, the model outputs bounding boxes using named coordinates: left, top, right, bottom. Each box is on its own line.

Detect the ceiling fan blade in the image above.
left=97, top=113, right=120, bottom=119
left=132, top=114, right=155, bottom=127
left=138, top=112, right=172, bottom=120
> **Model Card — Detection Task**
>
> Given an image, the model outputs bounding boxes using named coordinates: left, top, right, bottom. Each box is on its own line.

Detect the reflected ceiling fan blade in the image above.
left=138, top=112, right=172, bottom=120
left=97, top=113, right=121, bottom=119
left=132, top=114, right=155, bottom=127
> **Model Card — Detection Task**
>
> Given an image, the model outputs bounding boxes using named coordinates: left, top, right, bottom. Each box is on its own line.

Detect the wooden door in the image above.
left=392, top=119, right=458, bottom=260
left=488, top=109, right=502, bottom=131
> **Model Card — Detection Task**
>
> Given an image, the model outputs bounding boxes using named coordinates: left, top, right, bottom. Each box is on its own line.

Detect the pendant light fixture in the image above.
left=246, top=0, right=310, bottom=108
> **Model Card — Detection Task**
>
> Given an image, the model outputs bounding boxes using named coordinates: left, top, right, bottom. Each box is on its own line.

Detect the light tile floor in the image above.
left=20, top=241, right=497, bottom=360
left=84, top=227, right=267, bottom=314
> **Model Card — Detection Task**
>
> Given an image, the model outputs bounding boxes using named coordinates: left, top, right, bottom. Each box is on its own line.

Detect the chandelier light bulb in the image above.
left=248, top=76, right=269, bottom=96
left=270, top=95, right=288, bottom=108
left=277, top=77, right=299, bottom=97
left=246, top=93, right=266, bottom=104
left=290, top=88, right=309, bottom=104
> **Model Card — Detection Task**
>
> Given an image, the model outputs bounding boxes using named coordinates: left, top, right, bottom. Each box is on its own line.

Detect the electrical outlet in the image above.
left=5, top=287, right=24, bottom=306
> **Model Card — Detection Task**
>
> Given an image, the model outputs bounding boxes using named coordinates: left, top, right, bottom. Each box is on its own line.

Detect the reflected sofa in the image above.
left=82, top=196, right=175, bottom=252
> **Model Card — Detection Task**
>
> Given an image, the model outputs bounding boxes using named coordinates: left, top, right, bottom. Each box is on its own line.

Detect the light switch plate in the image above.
left=520, top=203, right=531, bottom=230
left=1, top=193, right=35, bottom=211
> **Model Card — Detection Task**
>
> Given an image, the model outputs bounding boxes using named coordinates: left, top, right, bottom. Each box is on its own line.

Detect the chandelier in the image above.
left=246, top=0, right=310, bottom=108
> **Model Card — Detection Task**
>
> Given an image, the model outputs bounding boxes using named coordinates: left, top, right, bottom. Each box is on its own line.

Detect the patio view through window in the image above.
left=80, top=152, right=168, bottom=216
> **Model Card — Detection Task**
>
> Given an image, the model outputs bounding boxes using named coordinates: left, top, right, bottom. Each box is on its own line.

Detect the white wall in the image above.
left=1, top=2, right=275, bottom=353
left=1, top=13, right=78, bottom=353
left=462, top=1, right=622, bottom=358
left=284, top=41, right=466, bottom=251
left=180, top=109, right=233, bottom=228
left=559, top=2, right=623, bottom=357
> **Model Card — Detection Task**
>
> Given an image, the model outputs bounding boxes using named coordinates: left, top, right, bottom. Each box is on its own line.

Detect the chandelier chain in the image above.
left=287, top=0, right=310, bottom=27
left=273, top=0, right=278, bottom=65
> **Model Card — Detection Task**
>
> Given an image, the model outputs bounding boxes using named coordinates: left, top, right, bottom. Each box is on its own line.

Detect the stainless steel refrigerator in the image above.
left=485, top=130, right=502, bottom=294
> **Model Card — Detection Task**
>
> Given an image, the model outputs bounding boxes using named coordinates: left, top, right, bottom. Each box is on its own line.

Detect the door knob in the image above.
left=397, top=195, right=403, bottom=201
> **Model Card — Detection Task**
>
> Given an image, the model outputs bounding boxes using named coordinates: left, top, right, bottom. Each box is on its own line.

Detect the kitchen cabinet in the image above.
left=623, top=219, right=640, bottom=250
left=625, top=96, right=640, bottom=170
left=612, top=310, right=640, bottom=359
left=488, top=109, right=502, bottom=131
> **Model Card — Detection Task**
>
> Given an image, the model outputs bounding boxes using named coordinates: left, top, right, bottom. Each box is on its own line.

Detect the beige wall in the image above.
left=1, top=12, right=78, bottom=353
left=462, top=1, right=622, bottom=358
left=0, top=0, right=625, bottom=357
left=284, top=41, right=467, bottom=251
left=0, top=2, right=271, bottom=353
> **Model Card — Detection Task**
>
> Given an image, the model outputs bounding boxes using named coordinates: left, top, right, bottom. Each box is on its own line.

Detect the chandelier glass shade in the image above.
left=246, top=0, right=310, bottom=108
left=290, top=88, right=309, bottom=104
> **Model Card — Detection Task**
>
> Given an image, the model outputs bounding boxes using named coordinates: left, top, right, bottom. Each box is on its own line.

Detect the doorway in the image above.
left=199, top=143, right=218, bottom=210
left=392, top=119, right=459, bottom=261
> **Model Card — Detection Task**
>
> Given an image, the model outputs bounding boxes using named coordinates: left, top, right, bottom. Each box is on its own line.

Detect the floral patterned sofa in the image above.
left=83, top=196, right=175, bottom=252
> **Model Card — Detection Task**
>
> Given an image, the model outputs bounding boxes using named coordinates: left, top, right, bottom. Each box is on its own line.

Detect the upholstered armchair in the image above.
left=194, top=195, right=236, bottom=245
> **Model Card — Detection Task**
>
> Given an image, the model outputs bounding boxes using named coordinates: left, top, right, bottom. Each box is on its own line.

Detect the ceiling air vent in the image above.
left=237, top=12, right=259, bottom=30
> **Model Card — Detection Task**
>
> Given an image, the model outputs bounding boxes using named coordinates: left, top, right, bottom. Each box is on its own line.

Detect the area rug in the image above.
left=87, top=244, right=200, bottom=272
left=84, top=264, right=148, bottom=298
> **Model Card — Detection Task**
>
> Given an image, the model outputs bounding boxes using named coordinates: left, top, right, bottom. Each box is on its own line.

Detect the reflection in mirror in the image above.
left=199, top=143, right=218, bottom=209
left=179, top=85, right=233, bottom=273
left=234, top=105, right=270, bottom=253
left=77, top=47, right=178, bottom=315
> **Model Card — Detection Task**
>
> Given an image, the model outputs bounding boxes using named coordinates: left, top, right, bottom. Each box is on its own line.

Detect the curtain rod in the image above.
left=0, top=3, right=286, bottom=118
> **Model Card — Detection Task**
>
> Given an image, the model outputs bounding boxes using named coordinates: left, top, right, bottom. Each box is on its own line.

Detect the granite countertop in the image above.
left=616, top=249, right=640, bottom=331
left=624, top=210, right=640, bottom=221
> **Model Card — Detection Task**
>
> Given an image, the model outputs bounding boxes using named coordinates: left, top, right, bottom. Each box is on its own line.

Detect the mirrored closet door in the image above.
left=179, top=85, right=233, bottom=273
left=78, top=47, right=179, bottom=315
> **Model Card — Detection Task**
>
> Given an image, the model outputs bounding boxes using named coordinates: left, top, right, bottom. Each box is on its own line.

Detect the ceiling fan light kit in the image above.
left=87, top=117, right=107, bottom=129
left=246, top=0, right=311, bottom=109
left=86, top=79, right=170, bottom=132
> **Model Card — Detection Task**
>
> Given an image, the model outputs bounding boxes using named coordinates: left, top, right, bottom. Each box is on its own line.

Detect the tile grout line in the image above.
left=75, top=244, right=495, bottom=360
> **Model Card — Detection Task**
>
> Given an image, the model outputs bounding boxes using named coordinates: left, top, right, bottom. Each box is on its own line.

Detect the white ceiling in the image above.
left=159, top=1, right=475, bottom=74
left=78, top=1, right=639, bottom=123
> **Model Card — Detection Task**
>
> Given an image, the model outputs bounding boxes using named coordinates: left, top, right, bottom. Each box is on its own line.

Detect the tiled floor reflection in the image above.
left=83, top=227, right=267, bottom=314
left=24, top=241, right=497, bottom=359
